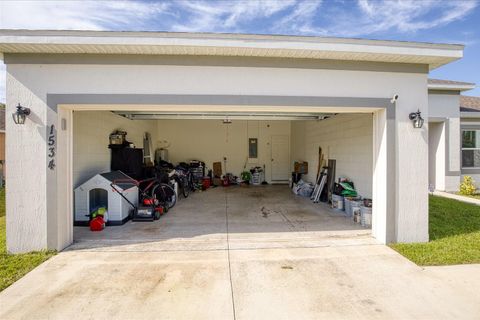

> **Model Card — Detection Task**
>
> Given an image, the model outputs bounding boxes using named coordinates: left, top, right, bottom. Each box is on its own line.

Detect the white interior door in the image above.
left=271, top=135, right=290, bottom=181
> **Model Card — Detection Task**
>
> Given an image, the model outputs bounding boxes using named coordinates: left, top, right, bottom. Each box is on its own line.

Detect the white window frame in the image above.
left=461, top=129, right=480, bottom=169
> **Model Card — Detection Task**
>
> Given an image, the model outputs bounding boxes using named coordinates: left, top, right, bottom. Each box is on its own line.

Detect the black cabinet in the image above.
left=110, top=146, right=143, bottom=179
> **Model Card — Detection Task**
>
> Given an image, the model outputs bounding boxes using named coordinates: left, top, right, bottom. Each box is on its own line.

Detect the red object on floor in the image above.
left=90, top=216, right=105, bottom=231
left=202, top=177, right=211, bottom=189
left=222, top=177, right=230, bottom=187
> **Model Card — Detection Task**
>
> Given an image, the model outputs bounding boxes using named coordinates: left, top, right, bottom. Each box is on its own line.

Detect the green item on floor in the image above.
left=241, top=171, right=252, bottom=182
left=90, top=207, right=107, bottom=219
left=339, top=182, right=357, bottom=197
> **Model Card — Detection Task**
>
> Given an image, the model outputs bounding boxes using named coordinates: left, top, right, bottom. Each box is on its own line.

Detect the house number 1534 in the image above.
left=48, top=125, right=56, bottom=170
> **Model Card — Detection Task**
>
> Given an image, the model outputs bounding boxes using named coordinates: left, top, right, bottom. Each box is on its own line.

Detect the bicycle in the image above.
left=173, top=165, right=192, bottom=198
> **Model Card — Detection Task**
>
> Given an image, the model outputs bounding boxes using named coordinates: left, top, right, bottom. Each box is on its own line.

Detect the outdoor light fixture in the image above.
left=409, top=109, right=424, bottom=129
left=12, top=104, right=31, bottom=125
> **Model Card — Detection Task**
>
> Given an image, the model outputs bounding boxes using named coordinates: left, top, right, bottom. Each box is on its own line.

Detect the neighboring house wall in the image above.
left=428, top=91, right=461, bottom=191
left=73, top=111, right=158, bottom=188
left=460, top=118, right=480, bottom=188
left=6, top=57, right=429, bottom=252
left=291, top=113, right=373, bottom=198
left=156, top=119, right=290, bottom=183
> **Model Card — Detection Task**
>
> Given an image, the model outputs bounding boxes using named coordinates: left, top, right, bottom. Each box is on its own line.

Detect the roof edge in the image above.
left=0, top=29, right=466, bottom=50
left=428, top=83, right=476, bottom=92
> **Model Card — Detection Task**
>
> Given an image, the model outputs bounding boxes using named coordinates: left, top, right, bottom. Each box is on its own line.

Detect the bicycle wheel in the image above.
left=151, top=183, right=177, bottom=209
left=182, top=176, right=190, bottom=198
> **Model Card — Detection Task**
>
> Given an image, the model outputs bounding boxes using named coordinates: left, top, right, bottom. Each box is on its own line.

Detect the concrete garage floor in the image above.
left=1, top=186, right=480, bottom=319
left=72, top=185, right=372, bottom=251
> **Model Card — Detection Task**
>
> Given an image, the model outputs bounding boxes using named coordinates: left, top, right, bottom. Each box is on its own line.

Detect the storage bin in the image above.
left=353, top=207, right=362, bottom=223
left=344, top=197, right=361, bottom=217
left=332, top=194, right=344, bottom=211
left=360, top=206, right=372, bottom=227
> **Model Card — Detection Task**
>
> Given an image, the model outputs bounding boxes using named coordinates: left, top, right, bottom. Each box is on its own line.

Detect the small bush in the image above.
left=459, top=176, right=477, bottom=196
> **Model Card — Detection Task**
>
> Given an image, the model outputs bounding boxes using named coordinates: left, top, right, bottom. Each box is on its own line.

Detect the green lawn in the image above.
left=455, top=192, right=480, bottom=200
left=465, top=194, right=480, bottom=200
left=0, top=188, right=56, bottom=292
left=390, top=195, right=480, bottom=266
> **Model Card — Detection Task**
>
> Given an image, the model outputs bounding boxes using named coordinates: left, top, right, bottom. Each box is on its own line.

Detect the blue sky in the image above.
left=0, top=0, right=479, bottom=102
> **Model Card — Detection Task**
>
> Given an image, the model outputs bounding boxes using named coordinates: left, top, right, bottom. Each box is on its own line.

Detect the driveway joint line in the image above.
left=225, top=188, right=237, bottom=320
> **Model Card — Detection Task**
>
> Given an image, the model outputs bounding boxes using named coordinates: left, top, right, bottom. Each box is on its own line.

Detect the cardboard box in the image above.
left=213, top=177, right=223, bottom=186
left=213, top=162, right=222, bottom=177
left=294, top=161, right=308, bottom=174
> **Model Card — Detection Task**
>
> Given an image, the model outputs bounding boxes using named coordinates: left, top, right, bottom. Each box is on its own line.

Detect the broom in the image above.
left=261, top=164, right=268, bottom=185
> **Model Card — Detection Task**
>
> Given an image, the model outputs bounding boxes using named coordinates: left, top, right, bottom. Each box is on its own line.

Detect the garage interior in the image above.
left=71, top=109, right=374, bottom=248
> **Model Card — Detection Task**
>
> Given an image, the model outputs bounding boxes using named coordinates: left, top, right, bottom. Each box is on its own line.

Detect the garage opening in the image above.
left=70, top=109, right=374, bottom=248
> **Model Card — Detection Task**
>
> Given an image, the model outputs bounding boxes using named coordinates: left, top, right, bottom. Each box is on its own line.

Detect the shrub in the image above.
left=459, top=176, right=477, bottom=196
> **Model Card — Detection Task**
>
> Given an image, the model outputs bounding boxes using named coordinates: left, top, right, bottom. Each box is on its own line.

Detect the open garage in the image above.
left=70, top=108, right=374, bottom=248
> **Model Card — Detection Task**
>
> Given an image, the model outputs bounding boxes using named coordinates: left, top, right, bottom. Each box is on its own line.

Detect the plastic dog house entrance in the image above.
left=89, top=188, right=108, bottom=213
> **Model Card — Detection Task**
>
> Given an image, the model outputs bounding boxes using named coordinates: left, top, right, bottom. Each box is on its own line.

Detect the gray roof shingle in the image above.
left=460, top=96, right=480, bottom=112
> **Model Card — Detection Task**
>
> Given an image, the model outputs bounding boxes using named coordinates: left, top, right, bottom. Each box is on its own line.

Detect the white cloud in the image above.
left=0, top=1, right=169, bottom=30
left=276, top=0, right=323, bottom=34
left=314, top=0, right=478, bottom=37
left=170, top=0, right=297, bottom=32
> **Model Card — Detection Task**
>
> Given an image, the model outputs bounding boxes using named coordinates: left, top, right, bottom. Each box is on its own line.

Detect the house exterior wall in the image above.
left=428, top=91, right=461, bottom=192
left=428, top=121, right=445, bottom=190
left=291, top=113, right=373, bottom=198
left=6, top=57, right=429, bottom=252
left=460, top=119, right=480, bottom=188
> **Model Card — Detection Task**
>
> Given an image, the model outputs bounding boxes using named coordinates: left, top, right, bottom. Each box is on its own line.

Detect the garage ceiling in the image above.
left=113, top=111, right=334, bottom=121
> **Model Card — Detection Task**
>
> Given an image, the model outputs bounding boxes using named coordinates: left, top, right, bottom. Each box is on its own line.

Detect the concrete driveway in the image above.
left=1, top=186, right=480, bottom=319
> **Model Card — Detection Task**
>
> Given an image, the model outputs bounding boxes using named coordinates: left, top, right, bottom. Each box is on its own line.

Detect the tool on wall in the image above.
left=325, top=159, right=336, bottom=203
left=311, top=167, right=328, bottom=203
left=311, top=147, right=328, bottom=203
left=261, top=164, right=268, bottom=185
left=315, top=147, right=322, bottom=182
left=143, top=132, right=154, bottom=166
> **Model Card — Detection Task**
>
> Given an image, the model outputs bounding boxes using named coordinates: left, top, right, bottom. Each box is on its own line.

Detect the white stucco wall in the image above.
left=6, top=60, right=429, bottom=252
left=291, top=114, right=373, bottom=198
left=428, top=121, right=446, bottom=190
left=428, top=92, right=461, bottom=192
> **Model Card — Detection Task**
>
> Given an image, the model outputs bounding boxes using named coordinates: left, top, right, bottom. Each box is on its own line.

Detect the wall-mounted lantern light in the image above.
left=409, top=109, right=424, bottom=129
left=12, top=104, right=31, bottom=125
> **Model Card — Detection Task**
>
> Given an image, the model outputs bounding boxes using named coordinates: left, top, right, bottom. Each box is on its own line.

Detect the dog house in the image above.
left=74, top=171, right=138, bottom=225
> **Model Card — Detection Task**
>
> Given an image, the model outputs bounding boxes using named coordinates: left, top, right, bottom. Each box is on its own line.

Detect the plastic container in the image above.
left=90, top=216, right=105, bottom=231
left=332, top=194, right=344, bottom=211
left=202, top=177, right=211, bottom=189
left=344, top=197, right=361, bottom=217
left=360, top=206, right=372, bottom=227
left=353, top=207, right=362, bottom=223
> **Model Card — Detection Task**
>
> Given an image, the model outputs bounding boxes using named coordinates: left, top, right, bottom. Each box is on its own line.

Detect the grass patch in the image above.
left=465, top=194, right=480, bottom=200
left=390, top=195, right=480, bottom=266
left=0, top=188, right=56, bottom=292
left=455, top=192, right=480, bottom=200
